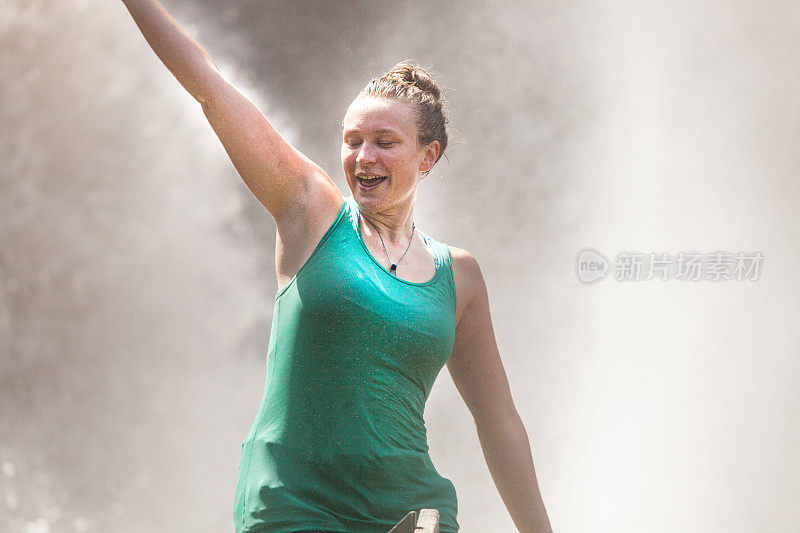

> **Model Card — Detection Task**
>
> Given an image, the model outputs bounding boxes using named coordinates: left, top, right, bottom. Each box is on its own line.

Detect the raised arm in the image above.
left=448, top=248, right=553, bottom=533
left=120, top=0, right=341, bottom=224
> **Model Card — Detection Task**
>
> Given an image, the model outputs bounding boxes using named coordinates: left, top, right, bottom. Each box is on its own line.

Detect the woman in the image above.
left=121, top=1, right=552, bottom=532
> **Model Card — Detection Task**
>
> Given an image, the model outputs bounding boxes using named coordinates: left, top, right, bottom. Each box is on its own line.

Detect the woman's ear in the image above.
left=419, top=140, right=441, bottom=174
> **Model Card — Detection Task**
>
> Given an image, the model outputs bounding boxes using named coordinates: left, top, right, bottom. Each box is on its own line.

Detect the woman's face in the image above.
left=341, top=96, right=439, bottom=213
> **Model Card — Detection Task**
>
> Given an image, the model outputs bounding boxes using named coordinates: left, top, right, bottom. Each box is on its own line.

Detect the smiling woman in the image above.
left=120, top=0, right=552, bottom=531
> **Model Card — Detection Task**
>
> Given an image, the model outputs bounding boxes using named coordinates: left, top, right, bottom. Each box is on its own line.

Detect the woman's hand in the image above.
left=448, top=249, right=553, bottom=532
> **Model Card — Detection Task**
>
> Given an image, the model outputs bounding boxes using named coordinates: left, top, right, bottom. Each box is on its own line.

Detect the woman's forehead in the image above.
left=342, top=96, right=416, bottom=134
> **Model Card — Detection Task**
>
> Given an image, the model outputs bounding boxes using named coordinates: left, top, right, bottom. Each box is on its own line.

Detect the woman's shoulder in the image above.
left=448, top=246, right=481, bottom=278
left=447, top=246, right=486, bottom=326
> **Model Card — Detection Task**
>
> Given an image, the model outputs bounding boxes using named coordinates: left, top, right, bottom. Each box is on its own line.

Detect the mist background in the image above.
left=2, top=0, right=799, bottom=531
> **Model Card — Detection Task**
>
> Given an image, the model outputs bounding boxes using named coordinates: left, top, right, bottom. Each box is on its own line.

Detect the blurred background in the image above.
left=2, top=0, right=799, bottom=531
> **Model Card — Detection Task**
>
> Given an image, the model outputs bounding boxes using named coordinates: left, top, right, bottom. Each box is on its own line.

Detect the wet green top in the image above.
left=235, top=195, right=459, bottom=532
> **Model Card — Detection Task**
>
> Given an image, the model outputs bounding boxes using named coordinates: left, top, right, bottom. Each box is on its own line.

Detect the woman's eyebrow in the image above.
left=344, top=127, right=399, bottom=137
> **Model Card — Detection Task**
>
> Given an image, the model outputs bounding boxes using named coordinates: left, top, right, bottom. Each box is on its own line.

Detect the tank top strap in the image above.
left=419, top=232, right=457, bottom=315
left=421, top=234, right=440, bottom=271
left=423, top=234, right=452, bottom=270
left=342, top=195, right=360, bottom=230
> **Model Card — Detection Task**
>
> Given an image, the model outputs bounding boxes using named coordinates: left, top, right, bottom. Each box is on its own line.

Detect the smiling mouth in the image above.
left=357, top=176, right=387, bottom=188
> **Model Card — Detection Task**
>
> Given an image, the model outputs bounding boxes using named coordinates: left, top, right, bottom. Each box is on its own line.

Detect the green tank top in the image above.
left=234, top=195, right=459, bottom=533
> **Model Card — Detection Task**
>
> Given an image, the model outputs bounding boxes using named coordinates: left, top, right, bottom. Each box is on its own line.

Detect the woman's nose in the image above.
left=355, top=143, right=376, bottom=165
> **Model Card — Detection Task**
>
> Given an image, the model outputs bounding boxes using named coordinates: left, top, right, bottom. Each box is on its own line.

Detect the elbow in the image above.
left=190, top=78, right=216, bottom=108
left=187, top=58, right=224, bottom=107
left=195, top=90, right=212, bottom=108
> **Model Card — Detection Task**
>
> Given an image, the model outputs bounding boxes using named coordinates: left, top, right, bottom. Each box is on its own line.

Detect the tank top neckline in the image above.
left=348, top=196, right=443, bottom=288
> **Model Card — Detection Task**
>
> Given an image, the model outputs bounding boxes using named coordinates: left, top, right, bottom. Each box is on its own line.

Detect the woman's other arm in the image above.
left=120, top=0, right=340, bottom=225
left=448, top=249, right=553, bottom=533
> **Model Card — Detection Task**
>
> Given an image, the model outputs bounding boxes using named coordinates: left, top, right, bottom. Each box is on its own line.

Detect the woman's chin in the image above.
left=351, top=182, right=387, bottom=204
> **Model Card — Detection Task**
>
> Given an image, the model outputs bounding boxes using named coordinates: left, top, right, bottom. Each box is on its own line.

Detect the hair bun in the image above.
left=384, top=63, right=442, bottom=101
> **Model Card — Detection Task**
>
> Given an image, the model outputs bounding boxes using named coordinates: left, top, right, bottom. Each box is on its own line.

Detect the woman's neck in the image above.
left=359, top=204, right=415, bottom=245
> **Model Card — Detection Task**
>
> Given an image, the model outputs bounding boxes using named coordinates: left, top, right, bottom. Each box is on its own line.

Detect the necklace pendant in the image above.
left=390, top=264, right=397, bottom=275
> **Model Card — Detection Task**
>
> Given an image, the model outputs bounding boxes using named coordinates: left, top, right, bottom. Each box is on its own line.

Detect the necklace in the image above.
left=360, top=214, right=415, bottom=276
